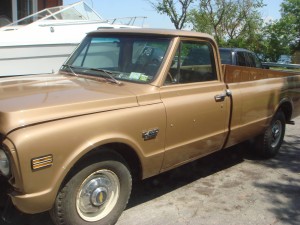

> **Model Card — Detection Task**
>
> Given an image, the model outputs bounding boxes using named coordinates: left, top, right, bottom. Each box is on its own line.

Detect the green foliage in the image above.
left=262, top=20, right=293, bottom=61
left=148, top=0, right=300, bottom=63
left=260, top=0, right=300, bottom=61
left=280, top=0, right=300, bottom=50
left=189, top=0, right=264, bottom=48
left=150, top=0, right=194, bottom=29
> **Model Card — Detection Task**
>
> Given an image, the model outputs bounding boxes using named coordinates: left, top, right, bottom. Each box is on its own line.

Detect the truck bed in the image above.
left=223, top=64, right=300, bottom=83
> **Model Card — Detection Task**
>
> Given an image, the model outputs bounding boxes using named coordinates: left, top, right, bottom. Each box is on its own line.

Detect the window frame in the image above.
left=163, top=38, right=218, bottom=85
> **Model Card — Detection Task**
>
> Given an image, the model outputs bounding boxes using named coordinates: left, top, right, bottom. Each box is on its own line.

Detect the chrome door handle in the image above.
left=215, top=89, right=231, bottom=102
left=215, top=93, right=226, bottom=101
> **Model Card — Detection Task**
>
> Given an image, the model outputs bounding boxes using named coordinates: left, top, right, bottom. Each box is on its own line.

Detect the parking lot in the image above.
left=1, top=116, right=299, bottom=225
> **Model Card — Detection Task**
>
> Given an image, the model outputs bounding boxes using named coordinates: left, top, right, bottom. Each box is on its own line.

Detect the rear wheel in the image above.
left=255, top=110, right=286, bottom=158
left=50, top=155, right=131, bottom=225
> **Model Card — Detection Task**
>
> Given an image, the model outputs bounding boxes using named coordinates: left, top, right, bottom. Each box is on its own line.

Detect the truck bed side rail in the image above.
left=223, top=64, right=300, bottom=83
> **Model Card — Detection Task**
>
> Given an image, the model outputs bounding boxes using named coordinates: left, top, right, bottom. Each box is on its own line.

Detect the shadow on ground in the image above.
left=127, top=144, right=250, bottom=208
left=253, top=135, right=300, bottom=224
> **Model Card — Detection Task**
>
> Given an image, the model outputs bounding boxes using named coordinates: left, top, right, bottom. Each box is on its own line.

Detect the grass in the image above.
left=269, top=67, right=300, bottom=72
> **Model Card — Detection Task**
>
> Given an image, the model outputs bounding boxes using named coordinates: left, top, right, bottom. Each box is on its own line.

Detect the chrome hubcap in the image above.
left=91, top=186, right=108, bottom=207
left=76, top=169, right=120, bottom=222
left=271, top=120, right=282, bottom=148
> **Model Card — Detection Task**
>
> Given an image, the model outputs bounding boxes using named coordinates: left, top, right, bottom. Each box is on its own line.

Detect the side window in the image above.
left=253, top=53, right=262, bottom=68
left=165, top=40, right=217, bottom=85
left=246, top=53, right=256, bottom=67
left=237, top=52, right=246, bottom=66
left=244, top=52, right=262, bottom=68
left=220, top=49, right=232, bottom=65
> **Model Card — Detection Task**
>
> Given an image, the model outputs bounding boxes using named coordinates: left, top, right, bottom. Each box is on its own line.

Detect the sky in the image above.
left=63, top=0, right=283, bottom=29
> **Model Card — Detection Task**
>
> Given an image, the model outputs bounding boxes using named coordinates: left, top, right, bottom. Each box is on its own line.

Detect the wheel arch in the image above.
left=62, top=142, right=143, bottom=188
left=277, top=99, right=293, bottom=122
left=50, top=143, right=135, bottom=225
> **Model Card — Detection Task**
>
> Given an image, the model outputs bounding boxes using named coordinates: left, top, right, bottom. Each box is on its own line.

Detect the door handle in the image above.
left=215, top=93, right=226, bottom=101
left=215, top=89, right=231, bottom=102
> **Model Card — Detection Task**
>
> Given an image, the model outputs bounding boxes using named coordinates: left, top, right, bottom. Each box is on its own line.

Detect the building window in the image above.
left=17, top=0, right=33, bottom=19
left=0, top=0, right=12, bottom=26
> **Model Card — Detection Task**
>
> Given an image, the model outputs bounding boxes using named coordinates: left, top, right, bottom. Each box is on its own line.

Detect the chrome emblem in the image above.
left=142, top=128, right=159, bottom=141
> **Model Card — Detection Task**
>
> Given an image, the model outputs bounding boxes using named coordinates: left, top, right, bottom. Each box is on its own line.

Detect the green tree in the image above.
left=260, top=0, right=299, bottom=62
left=262, top=20, right=292, bottom=61
left=189, top=0, right=264, bottom=50
left=149, top=0, right=194, bottom=29
left=280, top=0, right=300, bottom=51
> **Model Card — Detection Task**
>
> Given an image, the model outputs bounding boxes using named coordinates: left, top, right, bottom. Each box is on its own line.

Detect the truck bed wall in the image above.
left=223, top=64, right=300, bottom=83
left=222, top=64, right=300, bottom=149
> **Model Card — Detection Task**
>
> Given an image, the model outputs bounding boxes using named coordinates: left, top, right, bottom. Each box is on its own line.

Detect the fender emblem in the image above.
left=142, top=128, right=159, bottom=141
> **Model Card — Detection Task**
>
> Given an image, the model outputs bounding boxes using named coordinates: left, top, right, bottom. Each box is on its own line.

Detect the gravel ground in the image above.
left=1, top=116, right=299, bottom=225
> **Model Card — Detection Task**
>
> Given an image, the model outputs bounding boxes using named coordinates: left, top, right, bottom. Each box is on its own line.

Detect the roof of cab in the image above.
left=219, top=47, right=254, bottom=53
left=88, top=28, right=215, bottom=40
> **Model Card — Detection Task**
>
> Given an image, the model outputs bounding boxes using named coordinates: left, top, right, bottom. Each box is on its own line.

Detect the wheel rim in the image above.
left=271, top=120, right=282, bottom=148
left=76, top=169, right=120, bottom=222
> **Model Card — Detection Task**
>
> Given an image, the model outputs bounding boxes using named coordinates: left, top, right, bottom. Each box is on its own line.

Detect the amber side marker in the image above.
left=31, top=154, right=53, bottom=171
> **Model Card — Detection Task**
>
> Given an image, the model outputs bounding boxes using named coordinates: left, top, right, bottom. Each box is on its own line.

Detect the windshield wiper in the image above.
left=62, top=65, right=122, bottom=85
left=61, top=64, right=79, bottom=77
left=88, top=68, right=122, bottom=85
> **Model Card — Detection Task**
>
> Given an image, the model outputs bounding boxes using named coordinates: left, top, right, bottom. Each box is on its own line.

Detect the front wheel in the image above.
left=50, top=157, right=132, bottom=225
left=255, top=110, right=286, bottom=158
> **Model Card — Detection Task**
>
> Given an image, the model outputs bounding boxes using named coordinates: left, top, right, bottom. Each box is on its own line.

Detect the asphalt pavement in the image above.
left=1, top=116, right=299, bottom=225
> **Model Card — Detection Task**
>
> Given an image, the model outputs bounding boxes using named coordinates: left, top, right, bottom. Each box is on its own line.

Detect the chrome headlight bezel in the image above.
left=0, top=148, right=11, bottom=177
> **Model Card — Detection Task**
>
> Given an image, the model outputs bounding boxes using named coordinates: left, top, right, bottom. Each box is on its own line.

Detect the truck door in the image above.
left=160, top=39, right=230, bottom=170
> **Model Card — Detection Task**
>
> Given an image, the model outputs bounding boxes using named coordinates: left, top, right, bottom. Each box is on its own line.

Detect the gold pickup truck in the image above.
left=1, top=29, right=300, bottom=225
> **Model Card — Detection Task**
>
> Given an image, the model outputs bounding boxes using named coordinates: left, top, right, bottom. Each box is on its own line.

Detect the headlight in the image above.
left=0, top=149, right=10, bottom=177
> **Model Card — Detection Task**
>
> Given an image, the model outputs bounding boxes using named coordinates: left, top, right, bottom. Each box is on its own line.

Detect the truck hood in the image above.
left=0, top=74, right=139, bottom=134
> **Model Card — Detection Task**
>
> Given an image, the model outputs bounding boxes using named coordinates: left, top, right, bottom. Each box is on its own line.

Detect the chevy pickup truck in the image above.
left=1, top=29, right=300, bottom=225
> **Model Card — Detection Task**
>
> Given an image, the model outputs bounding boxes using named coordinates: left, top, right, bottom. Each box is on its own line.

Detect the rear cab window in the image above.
left=220, top=49, right=233, bottom=65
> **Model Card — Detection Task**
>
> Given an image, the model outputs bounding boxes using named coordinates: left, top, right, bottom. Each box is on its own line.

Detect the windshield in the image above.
left=2, top=2, right=102, bottom=27
left=62, top=35, right=171, bottom=83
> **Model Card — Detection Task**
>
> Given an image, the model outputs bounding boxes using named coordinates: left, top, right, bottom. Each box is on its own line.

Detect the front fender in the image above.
left=7, top=103, right=166, bottom=213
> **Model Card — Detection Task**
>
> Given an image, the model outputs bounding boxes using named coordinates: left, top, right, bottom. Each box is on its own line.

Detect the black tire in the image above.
left=255, top=110, right=286, bottom=158
left=50, top=155, right=132, bottom=225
